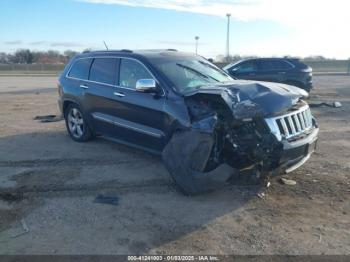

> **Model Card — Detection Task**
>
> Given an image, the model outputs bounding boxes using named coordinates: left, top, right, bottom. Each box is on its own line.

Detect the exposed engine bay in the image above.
left=162, top=83, right=318, bottom=195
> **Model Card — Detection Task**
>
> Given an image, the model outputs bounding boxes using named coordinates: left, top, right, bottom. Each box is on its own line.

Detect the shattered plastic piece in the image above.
left=257, top=192, right=265, bottom=199
left=21, top=219, right=29, bottom=234
left=309, top=101, right=342, bottom=108
left=11, top=219, right=29, bottom=238
left=334, top=101, right=342, bottom=108
left=94, top=195, right=119, bottom=206
left=162, top=130, right=235, bottom=195
left=280, top=177, right=297, bottom=186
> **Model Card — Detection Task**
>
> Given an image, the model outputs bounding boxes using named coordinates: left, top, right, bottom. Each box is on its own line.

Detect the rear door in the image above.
left=65, top=58, right=93, bottom=105
left=256, top=59, right=293, bottom=83
left=110, top=58, right=168, bottom=152
left=83, top=57, right=119, bottom=137
left=255, top=59, right=277, bottom=82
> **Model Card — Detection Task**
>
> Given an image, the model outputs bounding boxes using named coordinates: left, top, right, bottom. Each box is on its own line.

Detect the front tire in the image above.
left=65, top=104, right=93, bottom=142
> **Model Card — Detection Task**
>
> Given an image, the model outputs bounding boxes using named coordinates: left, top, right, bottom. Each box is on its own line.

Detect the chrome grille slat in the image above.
left=298, top=113, right=305, bottom=129
left=280, top=118, right=289, bottom=136
left=306, top=109, right=312, bottom=127
left=264, top=105, right=314, bottom=141
left=293, top=114, right=301, bottom=132
left=287, top=115, right=296, bottom=133
left=302, top=111, right=308, bottom=127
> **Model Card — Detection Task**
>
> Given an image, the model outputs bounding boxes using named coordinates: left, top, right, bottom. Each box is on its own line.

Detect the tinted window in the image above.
left=89, top=58, right=117, bottom=85
left=258, top=60, right=275, bottom=71
left=68, top=58, right=92, bottom=79
left=119, top=59, right=153, bottom=89
left=259, top=60, right=293, bottom=71
left=274, top=60, right=293, bottom=70
left=233, top=61, right=257, bottom=73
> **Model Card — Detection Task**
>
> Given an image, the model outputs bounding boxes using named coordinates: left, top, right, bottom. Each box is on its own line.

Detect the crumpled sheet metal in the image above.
left=162, top=129, right=235, bottom=195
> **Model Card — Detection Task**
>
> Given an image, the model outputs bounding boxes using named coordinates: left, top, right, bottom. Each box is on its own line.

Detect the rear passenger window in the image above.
left=258, top=60, right=275, bottom=71
left=275, top=60, right=293, bottom=70
left=119, top=59, right=153, bottom=89
left=259, top=60, right=293, bottom=71
left=89, top=58, right=118, bottom=85
left=68, top=58, right=92, bottom=80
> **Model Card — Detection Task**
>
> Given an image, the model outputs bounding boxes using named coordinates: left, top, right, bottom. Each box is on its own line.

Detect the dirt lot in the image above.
left=0, top=75, right=349, bottom=255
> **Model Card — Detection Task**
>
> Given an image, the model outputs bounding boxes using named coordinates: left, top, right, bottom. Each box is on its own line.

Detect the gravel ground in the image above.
left=0, top=75, right=349, bottom=255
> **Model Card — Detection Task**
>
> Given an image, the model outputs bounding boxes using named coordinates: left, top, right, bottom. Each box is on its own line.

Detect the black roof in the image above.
left=77, top=49, right=196, bottom=60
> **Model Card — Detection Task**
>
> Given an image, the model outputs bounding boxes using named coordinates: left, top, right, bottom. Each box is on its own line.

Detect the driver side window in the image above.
left=233, top=61, right=257, bottom=73
left=119, top=59, right=153, bottom=89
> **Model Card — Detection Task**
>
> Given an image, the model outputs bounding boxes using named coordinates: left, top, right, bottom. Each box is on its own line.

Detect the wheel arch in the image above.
left=62, top=99, right=82, bottom=118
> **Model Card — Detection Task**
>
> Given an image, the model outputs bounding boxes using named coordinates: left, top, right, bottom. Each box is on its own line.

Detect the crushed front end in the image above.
left=162, top=82, right=319, bottom=195
left=264, top=101, right=318, bottom=174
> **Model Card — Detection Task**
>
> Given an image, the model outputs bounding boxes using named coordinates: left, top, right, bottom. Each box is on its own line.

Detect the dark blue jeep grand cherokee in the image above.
left=58, top=50, right=319, bottom=195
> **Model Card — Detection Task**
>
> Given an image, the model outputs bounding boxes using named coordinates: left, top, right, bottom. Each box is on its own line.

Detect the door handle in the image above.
left=80, top=84, right=89, bottom=89
left=249, top=73, right=256, bottom=76
left=278, top=72, right=286, bottom=74
left=114, top=91, right=125, bottom=97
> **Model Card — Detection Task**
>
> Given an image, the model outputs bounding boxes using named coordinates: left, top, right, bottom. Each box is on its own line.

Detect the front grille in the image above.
left=265, top=105, right=314, bottom=141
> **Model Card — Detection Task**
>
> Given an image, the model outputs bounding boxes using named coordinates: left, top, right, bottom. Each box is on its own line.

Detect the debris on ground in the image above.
left=280, top=178, right=297, bottom=186
left=266, top=181, right=271, bottom=188
left=33, top=115, right=63, bottom=123
left=3, top=219, right=30, bottom=239
left=257, top=192, right=266, bottom=199
left=0, top=192, right=23, bottom=202
left=94, top=194, right=119, bottom=206
left=309, top=101, right=342, bottom=108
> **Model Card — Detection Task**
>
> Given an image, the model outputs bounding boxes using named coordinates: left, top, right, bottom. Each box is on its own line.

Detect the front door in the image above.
left=109, top=58, right=168, bottom=152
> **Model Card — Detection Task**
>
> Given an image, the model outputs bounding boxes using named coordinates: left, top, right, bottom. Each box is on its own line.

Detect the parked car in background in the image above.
left=223, top=58, right=313, bottom=92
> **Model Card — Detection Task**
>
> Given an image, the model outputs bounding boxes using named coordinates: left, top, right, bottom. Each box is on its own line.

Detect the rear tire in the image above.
left=64, top=104, right=94, bottom=142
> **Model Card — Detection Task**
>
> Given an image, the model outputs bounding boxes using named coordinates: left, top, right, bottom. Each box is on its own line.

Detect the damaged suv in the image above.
left=58, top=50, right=319, bottom=195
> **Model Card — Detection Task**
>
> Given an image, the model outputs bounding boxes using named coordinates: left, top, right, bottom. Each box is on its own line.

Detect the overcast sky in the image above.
left=1, top=0, right=349, bottom=59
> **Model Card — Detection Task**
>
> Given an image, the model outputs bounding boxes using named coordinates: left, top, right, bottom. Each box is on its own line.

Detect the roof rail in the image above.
left=167, top=49, right=178, bottom=52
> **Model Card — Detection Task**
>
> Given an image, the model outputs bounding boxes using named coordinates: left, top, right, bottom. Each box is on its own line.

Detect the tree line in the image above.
left=0, top=49, right=79, bottom=64
left=0, top=49, right=346, bottom=65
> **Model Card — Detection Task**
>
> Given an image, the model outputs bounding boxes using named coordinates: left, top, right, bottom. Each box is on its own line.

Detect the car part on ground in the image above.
left=309, top=101, right=342, bottom=108
left=34, top=115, right=63, bottom=123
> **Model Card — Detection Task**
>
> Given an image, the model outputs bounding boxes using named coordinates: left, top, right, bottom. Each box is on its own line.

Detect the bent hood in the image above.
left=184, top=80, right=309, bottom=119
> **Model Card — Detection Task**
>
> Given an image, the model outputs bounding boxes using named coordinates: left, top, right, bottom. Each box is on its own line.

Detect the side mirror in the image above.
left=136, top=79, right=157, bottom=93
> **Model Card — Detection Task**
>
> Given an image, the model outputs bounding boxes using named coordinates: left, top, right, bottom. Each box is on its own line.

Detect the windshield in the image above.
left=149, top=56, right=234, bottom=93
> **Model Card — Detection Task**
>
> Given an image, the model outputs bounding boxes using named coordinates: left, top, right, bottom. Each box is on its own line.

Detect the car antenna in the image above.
left=103, top=41, right=109, bottom=51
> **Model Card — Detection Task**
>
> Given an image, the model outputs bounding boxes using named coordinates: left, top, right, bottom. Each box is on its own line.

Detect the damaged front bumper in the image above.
left=277, top=126, right=318, bottom=174
left=162, top=85, right=318, bottom=195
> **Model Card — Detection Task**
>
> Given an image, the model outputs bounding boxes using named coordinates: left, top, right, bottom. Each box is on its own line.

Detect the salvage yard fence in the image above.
left=0, top=60, right=349, bottom=75
left=0, top=63, right=65, bottom=74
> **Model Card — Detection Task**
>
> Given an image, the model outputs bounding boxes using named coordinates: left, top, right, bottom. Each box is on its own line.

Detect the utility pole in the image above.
left=226, top=13, right=231, bottom=62
left=195, top=36, right=200, bottom=55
